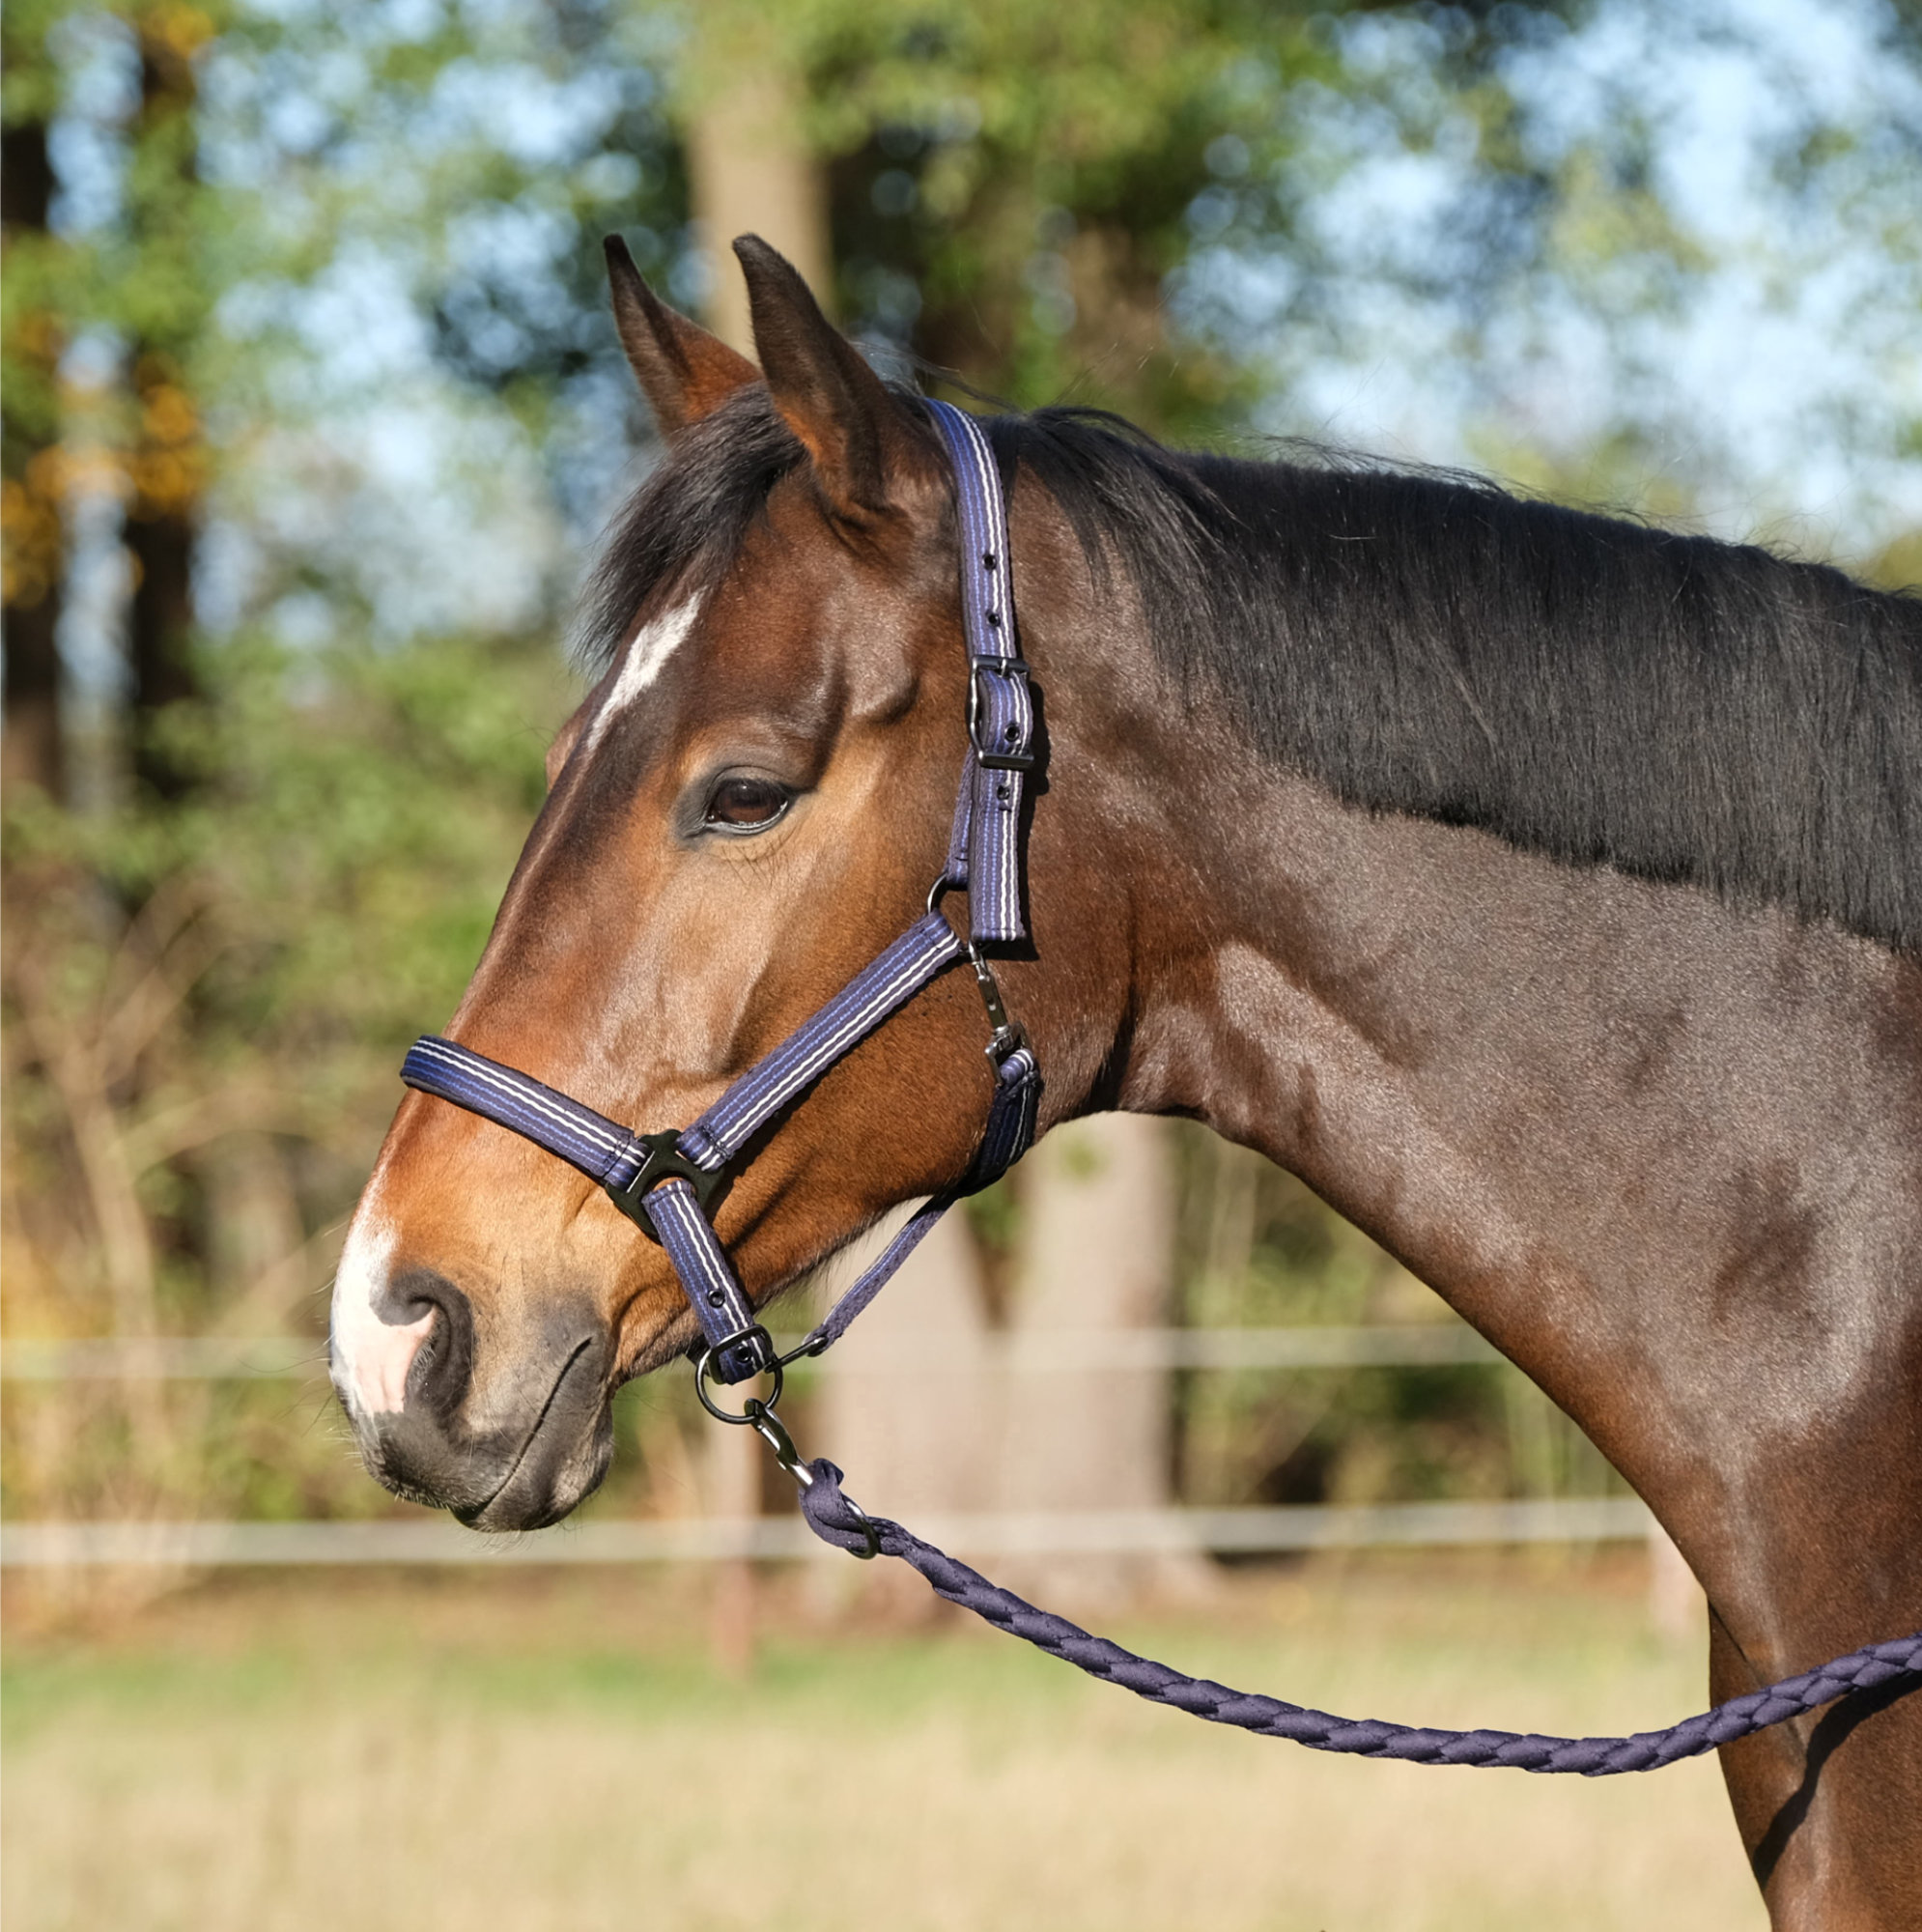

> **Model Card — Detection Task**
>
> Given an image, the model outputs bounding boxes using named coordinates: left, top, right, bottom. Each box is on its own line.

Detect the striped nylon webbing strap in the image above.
left=926, top=399, right=1032, bottom=944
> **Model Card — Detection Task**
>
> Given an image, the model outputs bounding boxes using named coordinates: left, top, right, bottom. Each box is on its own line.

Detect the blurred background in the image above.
left=2, top=1, right=1917, bottom=1926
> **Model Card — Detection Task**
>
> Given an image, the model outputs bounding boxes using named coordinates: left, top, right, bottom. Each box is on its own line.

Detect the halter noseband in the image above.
left=396, top=401, right=1044, bottom=1384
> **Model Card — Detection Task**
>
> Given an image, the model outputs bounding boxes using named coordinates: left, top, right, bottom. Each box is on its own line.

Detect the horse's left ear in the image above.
left=606, top=235, right=760, bottom=437
left=734, top=234, right=930, bottom=520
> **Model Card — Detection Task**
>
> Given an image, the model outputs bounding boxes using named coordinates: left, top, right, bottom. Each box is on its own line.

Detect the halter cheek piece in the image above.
left=397, top=401, right=1044, bottom=1388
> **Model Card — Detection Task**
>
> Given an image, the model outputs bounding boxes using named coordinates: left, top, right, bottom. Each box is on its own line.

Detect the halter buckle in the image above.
left=605, top=1130, right=724, bottom=1241
left=968, top=661, right=1035, bottom=773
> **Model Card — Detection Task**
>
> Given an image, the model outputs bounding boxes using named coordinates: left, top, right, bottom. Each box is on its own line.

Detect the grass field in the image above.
left=3, top=1549, right=1766, bottom=1932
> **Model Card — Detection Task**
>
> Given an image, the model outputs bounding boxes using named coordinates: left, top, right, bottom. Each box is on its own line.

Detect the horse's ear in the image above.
left=605, top=235, right=759, bottom=437
left=734, top=234, right=927, bottom=519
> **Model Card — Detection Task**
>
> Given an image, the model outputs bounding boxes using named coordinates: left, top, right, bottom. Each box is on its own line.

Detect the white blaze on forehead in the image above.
left=328, top=1215, right=433, bottom=1417
left=579, top=593, right=703, bottom=759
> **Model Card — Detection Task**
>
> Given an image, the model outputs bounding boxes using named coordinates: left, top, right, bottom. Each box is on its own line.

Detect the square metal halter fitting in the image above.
left=604, top=1130, right=725, bottom=1242
left=968, top=660, right=1035, bottom=772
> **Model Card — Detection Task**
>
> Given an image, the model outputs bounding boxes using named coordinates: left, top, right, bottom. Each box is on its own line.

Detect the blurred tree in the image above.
left=674, top=0, right=1316, bottom=433
left=1169, top=0, right=1922, bottom=573
left=122, top=2, right=218, bottom=799
left=2, top=0, right=658, bottom=1533
left=2, top=0, right=72, bottom=802
left=1, top=627, right=567, bottom=1526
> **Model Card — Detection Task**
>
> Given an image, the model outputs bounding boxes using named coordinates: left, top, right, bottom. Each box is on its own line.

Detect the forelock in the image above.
left=572, top=388, right=806, bottom=677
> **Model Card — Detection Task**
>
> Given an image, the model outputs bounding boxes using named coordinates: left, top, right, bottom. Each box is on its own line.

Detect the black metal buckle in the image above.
left=604, top=1130, right=724, bottom=1242
left=968, top=661, right=1034, bottom=772
left=710, top=1323, right=779, bottom=1382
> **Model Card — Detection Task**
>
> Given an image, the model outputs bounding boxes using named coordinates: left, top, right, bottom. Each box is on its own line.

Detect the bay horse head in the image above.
left=329, top=238, right=1111, bottom=1529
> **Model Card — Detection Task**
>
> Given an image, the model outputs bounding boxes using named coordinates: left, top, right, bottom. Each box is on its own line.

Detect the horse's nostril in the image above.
left=388, top=1267, right=474, bottom=1421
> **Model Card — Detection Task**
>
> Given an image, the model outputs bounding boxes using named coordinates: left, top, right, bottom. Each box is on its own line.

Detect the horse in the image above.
left=328, top=233, right=1922, bottom=1927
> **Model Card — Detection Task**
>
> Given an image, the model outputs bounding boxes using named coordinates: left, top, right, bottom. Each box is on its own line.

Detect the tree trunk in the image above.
left=999, top=1113, right=1196, bottom=1605
left=681, top=39, right=960, bottom=1644
left=125, top=485, right=199, bottom=797
left=124, top=19, right=205, bottom=801
left=685, top=68, right=833, bottom=352
left=683, top=33, right=1001, bottom=1624
left=2, top=111, right=66, bottom=803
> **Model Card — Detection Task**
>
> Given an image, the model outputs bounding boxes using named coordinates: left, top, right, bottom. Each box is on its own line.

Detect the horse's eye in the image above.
left=704, top=777, right=790, bottom=833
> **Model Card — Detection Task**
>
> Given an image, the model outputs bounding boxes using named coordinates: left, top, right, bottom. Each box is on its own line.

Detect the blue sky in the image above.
left=1173, top=0, right=1920, bottom=558
left=44, top=0, right=1922, bottom=704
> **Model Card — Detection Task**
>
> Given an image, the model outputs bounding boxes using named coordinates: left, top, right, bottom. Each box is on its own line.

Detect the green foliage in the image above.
left=2, top=623, right=570, bottom=1521
left=680, top=0, right=1338, bottom=431
left=7, top=0, right=1915, bottom=1542
left=20, top=625, right=563, bottom=1050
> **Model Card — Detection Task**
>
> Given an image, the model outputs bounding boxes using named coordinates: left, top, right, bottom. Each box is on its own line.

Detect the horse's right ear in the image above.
left=734, top=234, right=931, bottom=522
left=605, top=236, right=760, bottom=437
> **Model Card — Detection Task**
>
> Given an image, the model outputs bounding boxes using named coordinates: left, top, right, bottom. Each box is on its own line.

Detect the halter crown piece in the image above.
left=397, top=401, right=1043, bottom=1384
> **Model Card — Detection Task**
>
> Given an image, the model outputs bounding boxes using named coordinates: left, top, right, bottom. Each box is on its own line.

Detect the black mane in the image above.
left=579, top=389, right=1922, bottom=955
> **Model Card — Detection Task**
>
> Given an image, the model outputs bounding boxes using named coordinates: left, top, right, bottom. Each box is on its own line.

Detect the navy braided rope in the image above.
left=798, top=1462, right=1922, bottom=1774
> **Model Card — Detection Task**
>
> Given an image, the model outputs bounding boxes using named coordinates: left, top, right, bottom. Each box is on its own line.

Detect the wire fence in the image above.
left=0, top=1499, right=1657, bottom=1568
left=0, top=1325, right=1504, bottom=1381
left=0, top=1323, right=1665, bottom=1570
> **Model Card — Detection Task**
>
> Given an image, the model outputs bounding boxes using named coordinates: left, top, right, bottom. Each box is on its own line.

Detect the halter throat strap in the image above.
left=397, top=400, right=1042, bottom=1382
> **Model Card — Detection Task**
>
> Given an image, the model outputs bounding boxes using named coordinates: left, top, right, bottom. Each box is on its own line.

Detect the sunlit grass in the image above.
left=2, top=1551, right=1765, bottom=1932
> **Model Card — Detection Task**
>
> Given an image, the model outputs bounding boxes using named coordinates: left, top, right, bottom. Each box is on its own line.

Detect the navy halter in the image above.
left=398, top=400, right=1044, bottom=1384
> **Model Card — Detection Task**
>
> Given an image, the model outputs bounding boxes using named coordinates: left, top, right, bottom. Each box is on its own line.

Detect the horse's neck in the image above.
left=1120, top=757, right=1921, bottom=1561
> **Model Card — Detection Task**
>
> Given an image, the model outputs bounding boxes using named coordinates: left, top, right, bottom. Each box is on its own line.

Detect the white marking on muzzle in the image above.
left=579, top=593, right=703, bottom=758
left=329, top=1217, right=432, bottom=1417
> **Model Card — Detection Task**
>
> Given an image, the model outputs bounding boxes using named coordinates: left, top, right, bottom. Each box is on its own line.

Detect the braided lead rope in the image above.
left=797, top=1461, right=1922, bottom=1775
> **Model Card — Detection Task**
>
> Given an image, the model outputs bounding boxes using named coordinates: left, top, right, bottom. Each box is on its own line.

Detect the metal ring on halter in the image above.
left=693, top=1347, right=783, bottom=1422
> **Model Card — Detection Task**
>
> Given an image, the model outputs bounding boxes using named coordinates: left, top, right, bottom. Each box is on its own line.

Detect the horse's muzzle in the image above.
left=331, top=1271, right=614, bottom=1531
